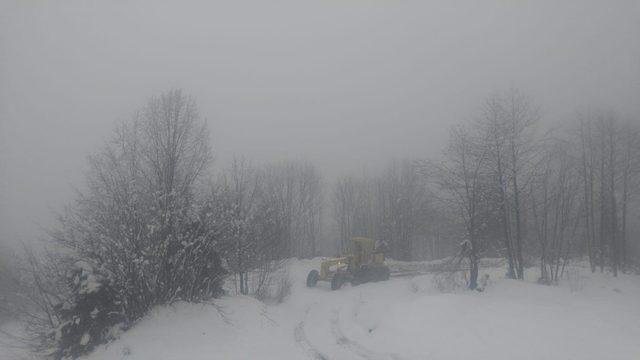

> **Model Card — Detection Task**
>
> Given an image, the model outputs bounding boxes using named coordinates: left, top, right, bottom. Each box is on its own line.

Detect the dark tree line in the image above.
left=332, top=160, right=458, bottom=262
left=576, top=110, right=640, bottom=275
left=210, top=158, right=322, bottom=296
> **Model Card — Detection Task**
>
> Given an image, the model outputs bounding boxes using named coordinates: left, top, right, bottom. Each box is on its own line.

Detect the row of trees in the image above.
left=430, top=90, right=640, bottom=288
left=577, top=111, right=640, bottom=276
left=331, top=90, right=640, bottom=290
left=332, top=161, right=457, bottom=262
left=432, top=91, right=539, bottom=287
left=210, top=158, right=322, bottom=295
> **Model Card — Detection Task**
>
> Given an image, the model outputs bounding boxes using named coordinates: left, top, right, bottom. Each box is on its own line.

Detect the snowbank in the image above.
left=0, top=321, right=36, bottom=360
left=79, top=259, right=640, bottom=360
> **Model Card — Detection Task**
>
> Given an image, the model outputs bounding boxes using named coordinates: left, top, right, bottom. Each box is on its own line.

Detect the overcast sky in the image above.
left=1, top=0, right=639, bottom=246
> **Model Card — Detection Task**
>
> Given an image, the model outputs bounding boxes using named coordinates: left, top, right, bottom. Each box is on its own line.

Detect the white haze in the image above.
left=1, top=0, right=639, bottom=246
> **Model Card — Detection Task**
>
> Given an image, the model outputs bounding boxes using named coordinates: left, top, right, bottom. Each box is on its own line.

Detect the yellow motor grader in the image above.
left=306, top=237, right=390, bottom=290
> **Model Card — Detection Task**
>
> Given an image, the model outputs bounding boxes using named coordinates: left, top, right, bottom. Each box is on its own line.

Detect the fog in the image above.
left=1, top=0, right=639, bottom=246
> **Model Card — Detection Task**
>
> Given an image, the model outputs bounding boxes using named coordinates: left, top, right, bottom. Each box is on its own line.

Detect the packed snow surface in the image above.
left=73, top=259, right=640, bottom=360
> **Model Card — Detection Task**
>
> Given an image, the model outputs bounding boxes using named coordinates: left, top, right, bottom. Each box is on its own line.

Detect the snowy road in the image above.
left=80, top=259, right=640, bottom=360
left=290, top=280, right=411, bottom=360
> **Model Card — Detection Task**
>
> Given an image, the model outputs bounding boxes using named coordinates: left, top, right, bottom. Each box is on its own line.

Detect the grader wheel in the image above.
left=331, top=273, right=345, bottom=290
left=306, top=270, right=319, bottom=287
left=377, top=266, right=391, bottom=281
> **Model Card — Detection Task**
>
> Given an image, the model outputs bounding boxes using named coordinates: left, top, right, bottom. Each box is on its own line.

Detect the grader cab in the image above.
left=306, top=237, right=390, bottom=290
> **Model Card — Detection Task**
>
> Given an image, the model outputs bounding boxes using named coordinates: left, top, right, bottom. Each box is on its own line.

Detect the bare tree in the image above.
left=434, top=125, right=488, bottom=289
left=333, top=174, right=381, bottom=255
left=212, top=158, right=260, bottom=295
left=478, top=89, right=539, bottom=279
left=618, top=120, right=640, bottom=271
left=333, top=176, right=357, bottom=253
left=294, top=163, right=323, bottom=258
left=578, top=115, right=598, bottom=271
left=259, top=161, right=323, bottom=259
left=530, top=138, right=581, bottom=283
left=479, top=96, right=517, bottom=278
left=572, top=109, right=640, bottom=274
left=375, top=160, right=432, bottom=261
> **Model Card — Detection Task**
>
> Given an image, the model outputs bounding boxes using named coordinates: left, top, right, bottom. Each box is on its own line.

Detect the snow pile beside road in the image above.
left=80, top=259, right=640, bottom=360
left=84, top=296, right=302, bottom=360
left=0, top=321, right=36, bottom=360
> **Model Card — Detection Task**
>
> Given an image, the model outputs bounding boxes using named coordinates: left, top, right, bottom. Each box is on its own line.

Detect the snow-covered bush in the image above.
left=0, top=245, right=18, bottom=321
left=210, top=159, right=322, bottom=297
left=51, top=261, right=124, bottom=359
left=42, top=90, right=227, bottom=358
left=565, top=267, right=585, bottom=292
left=253, top=265, right=292, bottom=304
left=431, top=271, right=468, bottom=293
left=275, top=274, right=293, bottom=304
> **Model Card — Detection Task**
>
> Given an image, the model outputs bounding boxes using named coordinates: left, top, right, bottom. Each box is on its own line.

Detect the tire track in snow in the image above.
left=294, top=308, right=329, bottom=360
left=330, top=309, right=407, bottom=360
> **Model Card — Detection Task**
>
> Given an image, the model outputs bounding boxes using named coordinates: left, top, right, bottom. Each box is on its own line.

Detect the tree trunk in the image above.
left=599, top=134, right=606, bottom=273
left=609, top=126, right=618, bottom=276
left=580, top=120, right=596, bottom=272
left=497, top=157, right=516, bottom=279
left=512, top=166, right=525, bottom=279
left=468, top=241, right=479, bottom=290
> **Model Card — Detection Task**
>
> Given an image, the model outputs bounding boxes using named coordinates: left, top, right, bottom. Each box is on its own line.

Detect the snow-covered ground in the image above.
left=0, top=321, right=37, bottom=360
left=5, top=259, right=640, bottom=359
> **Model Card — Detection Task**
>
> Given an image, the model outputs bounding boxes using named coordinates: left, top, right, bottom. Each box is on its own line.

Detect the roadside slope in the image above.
left=83, top=260, right=640, bottom=360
